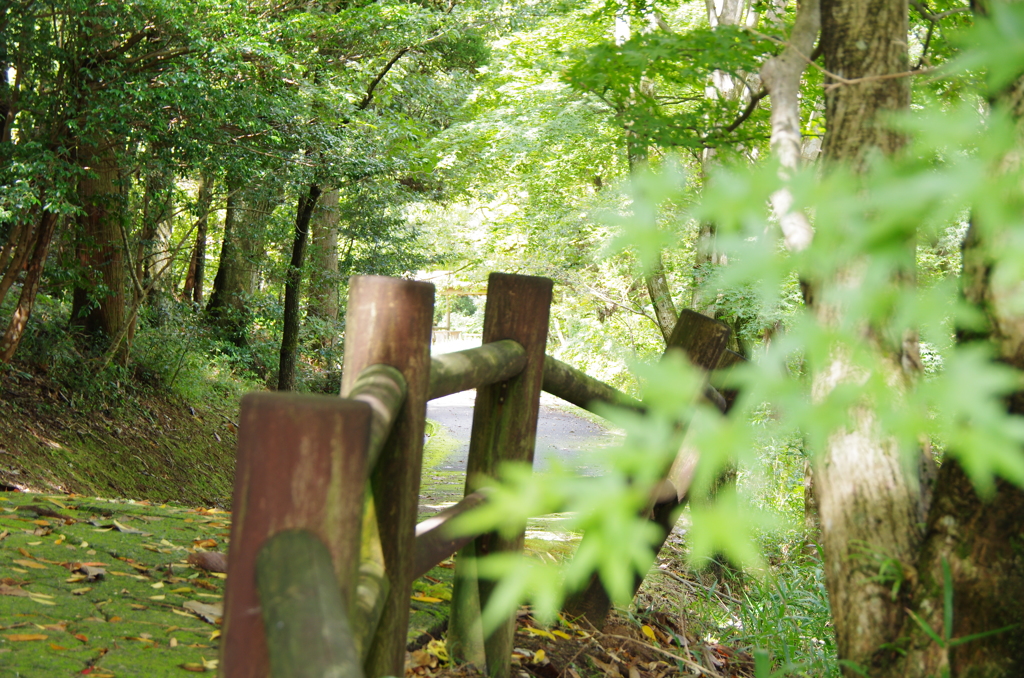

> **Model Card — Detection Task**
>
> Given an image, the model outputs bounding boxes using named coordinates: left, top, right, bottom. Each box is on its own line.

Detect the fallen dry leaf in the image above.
left=12, top=559, right=46, bottom=570
left=4, top=634, right=48, bottom=641
left=183, top=600, right=223, bottom=625
left=187, top=551, right=227, bottom=573
left=0, top=584, right=29, bottom=597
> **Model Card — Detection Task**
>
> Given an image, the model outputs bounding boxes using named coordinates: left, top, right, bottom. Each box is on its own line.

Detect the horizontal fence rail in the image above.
left=222, top=273, right=748, bottom=678
left=429, top=340, right=527, bottom=400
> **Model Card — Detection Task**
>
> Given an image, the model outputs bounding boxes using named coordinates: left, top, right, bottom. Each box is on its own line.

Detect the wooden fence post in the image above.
left=341, top=275, right=435, bottom=678
left=448, top=273, right=553, bottom=678
left=221, top=393, right=372, bottom=678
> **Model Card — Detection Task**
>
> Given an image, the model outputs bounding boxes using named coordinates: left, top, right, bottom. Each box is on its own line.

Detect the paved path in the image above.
left=423, top=339, right=619, bottom=477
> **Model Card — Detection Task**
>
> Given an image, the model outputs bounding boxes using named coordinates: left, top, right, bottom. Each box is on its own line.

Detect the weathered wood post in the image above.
left=448, top=273, right=552, bottom=678
left=221, top=393, right=372, bottom=678
left=341, top=275, right=434, bottom=678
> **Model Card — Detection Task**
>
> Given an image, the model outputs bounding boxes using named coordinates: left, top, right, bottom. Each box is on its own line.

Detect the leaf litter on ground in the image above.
left=0, top=492, right=229, bottom=676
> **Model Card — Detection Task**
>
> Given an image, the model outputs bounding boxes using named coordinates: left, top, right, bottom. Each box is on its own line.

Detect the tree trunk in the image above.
left=277, top=183, right=322, bottom=392
left=0, top=212, right=59, bottom=363
left=138, top=167, right=175, bottom=326
left=810, top=0, right=923, bottom=674
left=206, top=180, right=278, bottom=346
left=70, top=141, right=127, bottom=346
left=645, top=255, right=678, bottom=343
left=308, top=188, right=341, bottom=323
left=182, top=173, right=213, bottom=305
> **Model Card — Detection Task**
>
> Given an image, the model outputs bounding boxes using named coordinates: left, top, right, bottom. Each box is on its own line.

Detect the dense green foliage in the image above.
left=9, top=0, right=1024, bottom=674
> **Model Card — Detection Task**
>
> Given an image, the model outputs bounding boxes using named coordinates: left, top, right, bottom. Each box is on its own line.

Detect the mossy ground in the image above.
left=0, top=494, right=227, bottom=677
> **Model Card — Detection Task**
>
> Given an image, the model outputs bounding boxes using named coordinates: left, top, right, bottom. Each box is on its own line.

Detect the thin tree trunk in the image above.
left=0, top=218, right=34, bottom=310
left=0, top=212, right=59, bottom=363
left=277, top=183, right=322, bottom=391
left=190, top=174, right=213, bottom=305
left=645, top=255, right=678, bottom=343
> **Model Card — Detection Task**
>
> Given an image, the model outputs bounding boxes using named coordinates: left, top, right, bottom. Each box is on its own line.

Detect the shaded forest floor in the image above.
left=0, top=361, right=239, bottom=506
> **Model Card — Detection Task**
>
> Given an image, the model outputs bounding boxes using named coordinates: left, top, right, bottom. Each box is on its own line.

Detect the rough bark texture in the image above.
left=820, top=0, right=910, bottom=165
left=814, top=0, right=921, bottom=674
left=70, top=141, right=126, bottom=343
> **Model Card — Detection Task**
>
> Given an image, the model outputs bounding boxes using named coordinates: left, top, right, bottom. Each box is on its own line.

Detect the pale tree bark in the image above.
left=807, top=0, right=926, bottom=673
left=759, top=0, right=819, bottom=251
left=307, top=187, right=341, bottom=323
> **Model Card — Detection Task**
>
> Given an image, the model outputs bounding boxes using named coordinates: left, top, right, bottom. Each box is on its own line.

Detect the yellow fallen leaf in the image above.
left=150, top=595, right=166, bottom=601
left=642, top=625, right=658, bottom=644
left=79, top=541, right=89, bottom=548
left=4, top=634, right=48, bottom=641
left=522, top=627, right=556, bottom=640
left=171, top=609, right=195, bottom=618
left=208, top=572, right=226, bottom=579
left=552, top=630, right=571, bottom=640
left=13, top=559, right=47, bottom=569
left=411, top=595, right=443, bottom=603
left=151, top=581, right=165, bottom=589
left=210, top=630, right=221, bottom=641
left=71, top=587, right=92, bottom=595
left=46, top=498, right=68, bottom=510
left=534, top=649, right=547, bottom=663
left=169, top=587, right=192, bottom=594
left=49, top=643, right=67, bottom=651
left=10, top=568, right=27, bottom=573
left=27, top=541, right=42, bottom=546
left=170, top=637, right=179, bottom=648
left=66, top=575, right=87, bottom=583
left=28, top=595, right=56, bottom=606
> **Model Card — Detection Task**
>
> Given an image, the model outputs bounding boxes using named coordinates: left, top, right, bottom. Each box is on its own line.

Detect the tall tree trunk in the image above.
left=883, top=57, right=1024, bottom=673
left=276, top=184, right=322, bottom=391
left=70, top=141, right=126, bottom=347
left=809, top=0, right=923, bottom=673
left=307, top=188, right=341, bottom=323
left=206, top=180, right=278, bottom=346
left=183, top=174, right=213, bottom=305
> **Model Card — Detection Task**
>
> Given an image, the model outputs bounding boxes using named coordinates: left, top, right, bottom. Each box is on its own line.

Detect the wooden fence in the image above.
left=219, top=272, right=739, bottom=678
